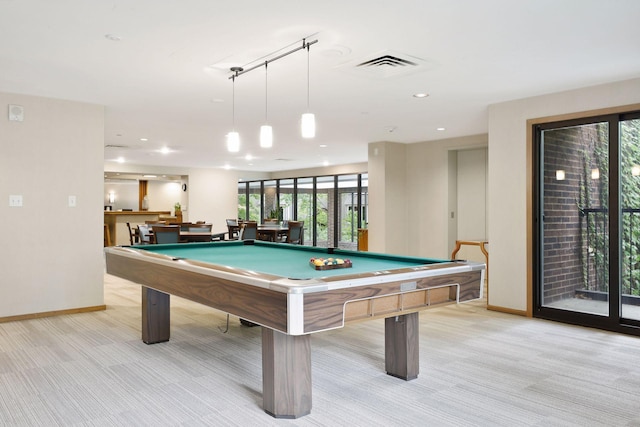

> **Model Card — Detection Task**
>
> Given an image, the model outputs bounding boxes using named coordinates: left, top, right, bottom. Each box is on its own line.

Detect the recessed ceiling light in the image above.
left=319, top=144, right=327, bottom=148
left=245, top=154, right=253, bottom=161
left=143, top=175, right=157, bottom=178
left=140, top=138, right=148, bottom=142
left=436, top=127, right=446, bottom=131
left=104, top=34, right=121, bottom=42
left=323, top=161, right=329, bottom=166
left=159, top=147, right=170, bottom=154
left=413, top=93, right=429, bottom=98
left=116, top=157, right=125, bottom=163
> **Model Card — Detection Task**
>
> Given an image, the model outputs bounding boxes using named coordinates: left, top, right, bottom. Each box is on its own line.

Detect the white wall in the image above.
left=147, top=180, right=182, bottom=214
left=0, top=92, right=104, bottom=317
left=367, top=136, right=487, bottom=259
left=488, top=77, right=640, bottom=313
left=185, top=167, right=239, bottom=232
left=368, top=142, right=408, bottom=255
left=103, top=180, right=138, bottom=210
left=405, top=135, right=488, bottom=258
left=457, top=148, right=487, bottom=241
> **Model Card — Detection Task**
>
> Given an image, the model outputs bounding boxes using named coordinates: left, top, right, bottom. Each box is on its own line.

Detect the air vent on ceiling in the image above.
left=357, top=55, right=418, bottom=68
left=338, top=50, right=434, bottom=79
left=275, top=158, right=293, bottom=162
left=105, top=144, right=129, bottom=149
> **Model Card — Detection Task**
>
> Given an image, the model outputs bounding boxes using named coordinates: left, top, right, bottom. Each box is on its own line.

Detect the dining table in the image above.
left=180, top=231, right=227, bottom=242
left=257, top=224, right=289, bottom=242
left=145, top=228, right=227, bottom=243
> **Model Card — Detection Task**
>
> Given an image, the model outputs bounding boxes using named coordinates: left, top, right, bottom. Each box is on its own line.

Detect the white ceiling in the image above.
left=1, top=0, right=640, bottom=173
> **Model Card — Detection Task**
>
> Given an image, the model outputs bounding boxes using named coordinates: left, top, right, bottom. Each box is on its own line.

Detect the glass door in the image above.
left=535, top=111, right=640, bottom=334
left=620, top=117, right=640, bottom=321
left=539, top=121, right=610, bottom=316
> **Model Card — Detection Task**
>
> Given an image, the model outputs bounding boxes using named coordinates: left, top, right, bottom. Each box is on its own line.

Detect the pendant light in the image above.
left=260, top=62, right=273, bottom=148
left=226, top=67, right=242, bottom=152
left=301, top=41, right=316, bottom=139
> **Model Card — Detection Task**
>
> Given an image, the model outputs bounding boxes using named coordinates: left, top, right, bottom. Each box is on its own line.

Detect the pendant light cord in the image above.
left=232, top=75, right=235, bottom=130
left=264, top=62, right=268, bottom=121
left=306, top=42, right=311, bottom=111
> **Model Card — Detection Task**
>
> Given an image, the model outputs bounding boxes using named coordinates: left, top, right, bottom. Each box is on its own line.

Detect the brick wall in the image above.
left=542, top=125, right=606, bottom=303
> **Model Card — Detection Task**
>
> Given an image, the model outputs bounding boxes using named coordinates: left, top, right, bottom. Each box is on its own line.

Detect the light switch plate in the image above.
left=68, top=195, right=77, bottom=207
left=9, top=104, right=24, bottom=122
left=9, top=195, right=23, bottom=207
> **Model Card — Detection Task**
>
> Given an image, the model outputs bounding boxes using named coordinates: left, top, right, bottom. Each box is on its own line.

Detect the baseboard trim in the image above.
left=487, top=304, right=528, bottom=317
left=0, top=305, right=107, bottom=324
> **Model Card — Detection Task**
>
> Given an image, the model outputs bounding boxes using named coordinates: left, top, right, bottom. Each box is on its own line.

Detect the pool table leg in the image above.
left=384, top=312, right=419, bottom=380
left=142, top=287, right=170, bottom=344
left=261, top=328, right=312, bottom=418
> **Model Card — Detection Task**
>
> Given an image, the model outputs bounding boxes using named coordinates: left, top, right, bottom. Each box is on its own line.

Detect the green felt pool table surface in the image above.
left=134, top=240, right=449, bottom=280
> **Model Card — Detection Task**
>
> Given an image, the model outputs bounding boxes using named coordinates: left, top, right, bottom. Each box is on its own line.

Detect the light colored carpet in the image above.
left=0, top=274, right=639, bottom=426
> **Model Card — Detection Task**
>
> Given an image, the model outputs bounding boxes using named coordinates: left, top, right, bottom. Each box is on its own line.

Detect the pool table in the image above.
left=104, top=240, right=485, bottom=418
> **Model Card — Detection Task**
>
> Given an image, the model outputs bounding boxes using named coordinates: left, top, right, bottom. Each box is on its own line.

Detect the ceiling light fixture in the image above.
left=260, top=62, right=273, bottom=148
left=413, top=93, right=429, bottom=98
left=226, top=67, right=243, bottom=153
left=228, top=36, right=318, bottom=146
left=301, top=40, right=315, bottom=139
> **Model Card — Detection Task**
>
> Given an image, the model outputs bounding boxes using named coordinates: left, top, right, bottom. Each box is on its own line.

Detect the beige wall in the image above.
left=457, top=148, right=487, bottom=241
left=367, top=136, right=487, bottom=258
left=488, top=77, right=640, bottom=313
left=186, top=167, right=239, bottom=231
left=368, top=142, right=408, bottom=254
left=269, top=162, right=367, bottom=180
left=0, top=92, right=104, bottom=317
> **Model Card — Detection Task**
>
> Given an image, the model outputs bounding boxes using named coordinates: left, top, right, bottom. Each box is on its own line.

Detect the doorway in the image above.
left=533, top=111, right=640, bottom=334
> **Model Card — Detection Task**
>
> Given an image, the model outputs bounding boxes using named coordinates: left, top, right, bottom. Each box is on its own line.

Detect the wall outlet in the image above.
left=9, top=195, right=23, bottom=207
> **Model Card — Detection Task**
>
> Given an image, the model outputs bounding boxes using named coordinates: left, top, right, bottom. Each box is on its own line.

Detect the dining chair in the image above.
left=126, top=222, right=139, bottom=245
left=226, top=218, right=239, bottom=240
left=137, top=224, right=153, bottom=244
left=286, top=221, right=303, bottom=245
left=151, top=225, right=181, bottom=244
left=239, top=221, right=257, bottom=240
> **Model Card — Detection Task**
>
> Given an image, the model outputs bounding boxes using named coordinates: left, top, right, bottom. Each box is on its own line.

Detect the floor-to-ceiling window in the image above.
left=534, top=110, right=640, bottom=335
left=247, top=181, right=261, bottom=222
left=238, top=173, right=368, bottom=249
left=297, top=177, right=314, bottom=246
left=315, top=176, right=333, bottom=248
left=337, top=174, right=367, bottom=250
left=263, top=180, right=278, bottom=221
left=279, top=179, right=294, bottom=222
